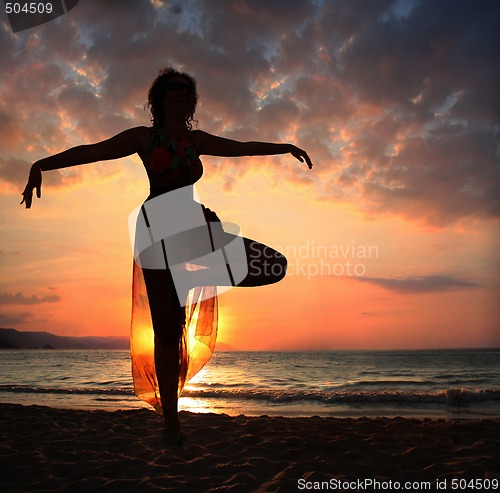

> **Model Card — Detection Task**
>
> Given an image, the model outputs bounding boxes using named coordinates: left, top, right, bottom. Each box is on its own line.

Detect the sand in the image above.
left=0, top=404, right=498, bottom=492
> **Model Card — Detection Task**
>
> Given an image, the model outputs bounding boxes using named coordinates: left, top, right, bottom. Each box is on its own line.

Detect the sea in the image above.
left=0, top=349, right=499, bottom=419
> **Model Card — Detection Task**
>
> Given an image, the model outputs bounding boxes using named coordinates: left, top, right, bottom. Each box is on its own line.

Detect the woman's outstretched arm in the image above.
left=21, top=126, right=149, bottom=208
left=192, top=130, right=313, bottom=169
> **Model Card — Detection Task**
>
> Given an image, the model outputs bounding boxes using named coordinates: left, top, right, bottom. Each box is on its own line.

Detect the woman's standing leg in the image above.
left=142, top=267, right=185, bottom=445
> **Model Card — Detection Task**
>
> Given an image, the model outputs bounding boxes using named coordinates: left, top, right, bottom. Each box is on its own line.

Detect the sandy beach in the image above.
left=0, top=404, right=498, bottom=492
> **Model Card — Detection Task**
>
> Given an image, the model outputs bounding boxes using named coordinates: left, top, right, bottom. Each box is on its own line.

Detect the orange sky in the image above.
left=1, top=1, right=499, bottom=349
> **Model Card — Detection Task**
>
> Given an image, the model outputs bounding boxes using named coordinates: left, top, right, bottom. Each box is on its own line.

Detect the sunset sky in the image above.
left=1, top=0, right=498, bottom=350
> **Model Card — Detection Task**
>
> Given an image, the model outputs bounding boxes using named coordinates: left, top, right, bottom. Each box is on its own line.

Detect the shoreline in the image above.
left=3, top=397, right=498, bottom=421
left=1, top=403, right=498, bottom=492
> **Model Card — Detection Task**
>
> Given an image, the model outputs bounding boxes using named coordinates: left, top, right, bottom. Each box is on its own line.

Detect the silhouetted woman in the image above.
left=22, top=67, right=313, bottom=445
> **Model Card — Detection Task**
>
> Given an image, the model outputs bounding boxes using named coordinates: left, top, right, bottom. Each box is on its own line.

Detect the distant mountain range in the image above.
left=0, top=328, right=237, bottom=351
left=0, top=328, right=129, bottom=350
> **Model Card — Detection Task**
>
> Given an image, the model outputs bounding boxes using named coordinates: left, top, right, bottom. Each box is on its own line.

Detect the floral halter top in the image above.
left=145, top=130, right=203, bottom=196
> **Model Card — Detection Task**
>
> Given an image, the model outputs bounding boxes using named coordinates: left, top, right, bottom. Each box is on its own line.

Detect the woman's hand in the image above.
left=20, top=163, right=42, bottom=209
left=290, top=145, right=313, bottom=169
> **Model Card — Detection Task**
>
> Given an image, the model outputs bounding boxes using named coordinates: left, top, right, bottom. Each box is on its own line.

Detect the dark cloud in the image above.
left=356, top=275, right=478, bottom=294
left=0, top=292, right=61, bottom=305
left=1, top=0, right=498, bottom=225
left=0, top=157, right=32, bottom=189
left=327, top=0, right=500, bottom=224
left=363, top=126, right=500, bottom=223
left=0, top=312, right=33, bottom=325
left=0, top=156, right=81, bottom=191
left=0, top=110, right=23, bottom=150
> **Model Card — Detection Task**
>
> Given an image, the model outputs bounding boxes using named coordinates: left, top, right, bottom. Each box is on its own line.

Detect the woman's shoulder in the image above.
left=135, top=126, right=155, bottom=137
left=123, top=126, right=154, bottom=161
left=189, top=129, right=209, bottom=151
left=127, top=125, right=152, bottom=134
left=127, top=125, right=153, bottom=144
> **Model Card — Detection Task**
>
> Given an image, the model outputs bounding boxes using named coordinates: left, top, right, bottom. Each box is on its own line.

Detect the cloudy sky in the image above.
left=1, top=0, right=498, bottom=349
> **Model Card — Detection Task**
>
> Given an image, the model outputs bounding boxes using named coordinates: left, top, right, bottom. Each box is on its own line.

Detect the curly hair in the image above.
left=147, top=68, right=198, bottom=130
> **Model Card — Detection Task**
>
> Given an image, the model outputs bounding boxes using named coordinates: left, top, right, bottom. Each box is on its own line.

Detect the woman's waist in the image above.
left=147, top=184, right=188, bottom=199
left=144, top=186, right=219, bottom=223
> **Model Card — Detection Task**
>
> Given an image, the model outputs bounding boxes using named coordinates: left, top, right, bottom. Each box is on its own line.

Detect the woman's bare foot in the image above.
left=163, top=412, right=184, bottom=446
left=163, top=430, right=185, bottom=446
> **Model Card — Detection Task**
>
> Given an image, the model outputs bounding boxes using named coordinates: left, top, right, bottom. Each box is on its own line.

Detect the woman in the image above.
left=21, top=67, right=313, bottom=445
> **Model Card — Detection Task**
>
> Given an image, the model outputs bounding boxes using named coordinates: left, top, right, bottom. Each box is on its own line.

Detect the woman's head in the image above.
left=147, top=68, right=198, bottom=129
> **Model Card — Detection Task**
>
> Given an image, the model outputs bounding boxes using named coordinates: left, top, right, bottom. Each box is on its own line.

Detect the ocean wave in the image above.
left=2, top=384, right=497, bottom=406
left=0, top=385, right=500, bottom=407
left=182, top=387, right=500, bottom=405
left=0, top=385, right=133, bottom=396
